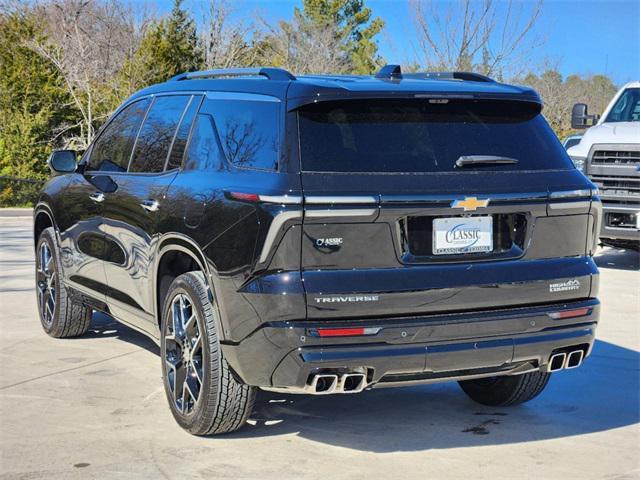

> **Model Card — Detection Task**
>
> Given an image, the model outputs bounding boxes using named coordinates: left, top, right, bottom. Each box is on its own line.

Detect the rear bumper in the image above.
left=600, top=204, right=640, bottom=241
left=222, top=299, right=599, bottom=389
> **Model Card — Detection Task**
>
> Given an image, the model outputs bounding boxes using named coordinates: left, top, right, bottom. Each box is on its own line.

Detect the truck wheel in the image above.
left=35, top=227, right=91, bottom=338
left=458, top=371, right=551, bottom=406
left=601, top=239, right=640, bottom=251
left=160, top=271, right=256, bottom=435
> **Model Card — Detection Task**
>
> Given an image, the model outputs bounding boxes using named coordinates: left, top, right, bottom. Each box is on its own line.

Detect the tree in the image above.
left=411, top=0, right=543, bottom=80
left=260, top=0, right=384, bottom=74
left=520, top=69, right=617, bottom=138
left=199, top=0, right=262, bottom=69
left=27, top=0, right=143, bottom=149
left=123, top=0, right=202, bottom=91
left=0, top=8, right=74, bottom=179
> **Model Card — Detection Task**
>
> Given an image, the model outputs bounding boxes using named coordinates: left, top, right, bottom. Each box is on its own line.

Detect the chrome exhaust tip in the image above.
left=565, top=350, right=585, bottom=369
left=547, top=352, right=567, bottom=372
left=340, top=373, right=367, bottom=393
left=308, top=374, right=338, bottom=394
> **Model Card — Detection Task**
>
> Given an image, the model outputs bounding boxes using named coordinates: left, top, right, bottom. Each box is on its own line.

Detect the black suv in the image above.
left=35, top=65, right=601, bottom=435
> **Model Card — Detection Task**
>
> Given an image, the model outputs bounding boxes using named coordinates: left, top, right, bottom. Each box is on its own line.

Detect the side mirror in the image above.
left=571, top=103, right=599, bottom=129
left=48, top=150, right=77, bottom=175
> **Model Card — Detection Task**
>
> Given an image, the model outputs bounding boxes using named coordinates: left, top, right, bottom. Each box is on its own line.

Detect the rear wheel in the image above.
left=458, top=370, right=551, bottom=406
left=160, top=271, right=256, bottom=435
left=35, top=227, right=91, bottom=338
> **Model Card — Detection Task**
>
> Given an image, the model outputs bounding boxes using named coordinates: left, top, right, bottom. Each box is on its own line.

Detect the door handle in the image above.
left=140, top=199, right=160, bottom=212
left=89, top=192, right=105, bottom=203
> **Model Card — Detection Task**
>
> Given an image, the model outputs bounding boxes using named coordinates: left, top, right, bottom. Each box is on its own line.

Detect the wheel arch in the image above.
left=33, top=204, right=56, bottom=248
left=154, top=234, right=220, bottom=334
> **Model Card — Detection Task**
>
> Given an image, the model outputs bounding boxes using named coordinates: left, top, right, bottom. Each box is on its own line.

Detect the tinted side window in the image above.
left=184, top=114, right=225, bottom=171
left=207, top=99, right=279, bottom=170
left=88, top=99, right=150, bottom=172
left=167, top=95, right=202, bottom=170
left=129, top=95, right=190, bottom=173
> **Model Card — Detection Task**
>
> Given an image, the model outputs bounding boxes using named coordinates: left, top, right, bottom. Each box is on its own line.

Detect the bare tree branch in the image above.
left=410, top=0, right=544, bottom=80
left=25, top=0, right=146, bottom=149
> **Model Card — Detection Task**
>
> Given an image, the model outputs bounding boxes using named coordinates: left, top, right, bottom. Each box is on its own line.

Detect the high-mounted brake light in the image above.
left=313, top=327, right=381, bottom=337
left=548, top=308, right=591, bottom=320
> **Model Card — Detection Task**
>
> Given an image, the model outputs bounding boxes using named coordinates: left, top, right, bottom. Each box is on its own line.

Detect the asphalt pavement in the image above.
left=0, top=213, right=638, bottom=480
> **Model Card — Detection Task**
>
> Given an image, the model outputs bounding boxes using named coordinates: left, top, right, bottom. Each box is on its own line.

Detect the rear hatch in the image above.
left=296, top=97, right=598, bottom=320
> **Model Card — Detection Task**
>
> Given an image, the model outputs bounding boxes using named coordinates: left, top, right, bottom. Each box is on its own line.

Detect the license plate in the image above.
left=433, top=216, right=493, bottom=255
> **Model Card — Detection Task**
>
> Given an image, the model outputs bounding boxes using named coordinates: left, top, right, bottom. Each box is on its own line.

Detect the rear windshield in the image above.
left=298, top=99, right=573, bottom=172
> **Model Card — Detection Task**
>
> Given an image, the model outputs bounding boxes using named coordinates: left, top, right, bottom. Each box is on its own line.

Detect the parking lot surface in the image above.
left=1, top=214, right=638, bottom=480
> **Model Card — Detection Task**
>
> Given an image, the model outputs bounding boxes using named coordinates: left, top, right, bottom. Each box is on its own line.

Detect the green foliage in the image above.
left=266, top=0, right=384, bottom=74
left=0, top=9, right=75, bottom=194
left=0, top=0, right=624, bottom=208
left=120, top=0, right=203, bottom=93
left=302, top=0, right=384, bottom=73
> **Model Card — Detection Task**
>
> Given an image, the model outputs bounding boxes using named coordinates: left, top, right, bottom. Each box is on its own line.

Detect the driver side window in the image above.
left=87, top=99, right=150, bottom=172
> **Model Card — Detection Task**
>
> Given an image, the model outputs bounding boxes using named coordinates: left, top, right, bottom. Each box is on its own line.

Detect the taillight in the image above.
left=226, top=191, right=302, bottom=204
left=228, top=191, right=260, bottom=202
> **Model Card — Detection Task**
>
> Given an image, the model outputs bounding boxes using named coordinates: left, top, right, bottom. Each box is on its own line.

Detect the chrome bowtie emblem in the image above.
left=451, top=197, right=490, bottom=211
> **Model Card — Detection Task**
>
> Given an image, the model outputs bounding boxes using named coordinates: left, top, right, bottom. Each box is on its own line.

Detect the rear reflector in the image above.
left=548, top=308, right=591, bottom=320
left=314, top=327, right=381, bottom=337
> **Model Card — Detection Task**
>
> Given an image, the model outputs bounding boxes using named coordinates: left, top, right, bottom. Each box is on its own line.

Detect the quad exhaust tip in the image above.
left=565, top=350, right=584, bottom=369
left=309, top=374, right=338, bottom=394
left=547, top=349, right=585, bottom=372
left=340, top=373, right=367, bottom=393
left=306, top=372, right=368, bottom=394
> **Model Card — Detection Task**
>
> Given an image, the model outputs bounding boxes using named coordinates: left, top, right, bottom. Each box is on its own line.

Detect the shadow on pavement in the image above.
left=594, top=246, right=639, bottom=271
left=228, top=339, right=639, bottom=451
left=77, top=311, right=159, bottom=355
left=83, top=311, right=638, bottom=451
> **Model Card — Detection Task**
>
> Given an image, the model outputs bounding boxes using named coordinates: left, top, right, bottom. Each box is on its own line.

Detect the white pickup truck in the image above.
left=567, top=82, right=640, bottom=248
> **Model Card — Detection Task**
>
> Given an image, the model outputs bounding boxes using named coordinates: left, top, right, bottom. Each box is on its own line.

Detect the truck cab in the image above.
left=568, top=82, right=640, bottom=248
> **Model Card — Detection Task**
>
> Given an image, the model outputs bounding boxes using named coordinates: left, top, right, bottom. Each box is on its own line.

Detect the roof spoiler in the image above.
left=375, top=64, right=495, bottom=83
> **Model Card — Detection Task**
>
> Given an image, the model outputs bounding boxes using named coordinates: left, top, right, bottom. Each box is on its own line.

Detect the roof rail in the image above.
left=170, top=67, right=296, bottom=82
left=374, top=64, right=495, bottom=83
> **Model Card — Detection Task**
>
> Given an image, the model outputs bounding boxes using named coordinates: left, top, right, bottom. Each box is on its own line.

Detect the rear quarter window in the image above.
left=298, top=99, right=573, bottom=173
left=206, top=98, right=280, bottom=170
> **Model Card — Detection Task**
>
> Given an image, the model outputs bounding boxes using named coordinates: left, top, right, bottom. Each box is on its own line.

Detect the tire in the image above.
left=160, top=271, right=256, bottom=435
left=600, top=239, right=640, bottom=251
left=35, top=227, right=91, bottom=338
left=458, top=371, right=551, bottom=407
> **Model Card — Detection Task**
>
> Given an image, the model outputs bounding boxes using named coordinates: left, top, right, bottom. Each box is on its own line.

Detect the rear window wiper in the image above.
left=455, top=155, right=519, bottom=168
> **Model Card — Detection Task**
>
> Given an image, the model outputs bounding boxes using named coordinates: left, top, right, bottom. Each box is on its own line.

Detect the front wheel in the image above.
left=459, top=370, right=551, bottom=406
left=35, top=227, right=91, bottom=338
left=160, top=271, right=256, bottom=435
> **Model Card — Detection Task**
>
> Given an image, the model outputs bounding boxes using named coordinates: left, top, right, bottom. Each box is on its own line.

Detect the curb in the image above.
left=0, top=208, right=33, bottom=218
